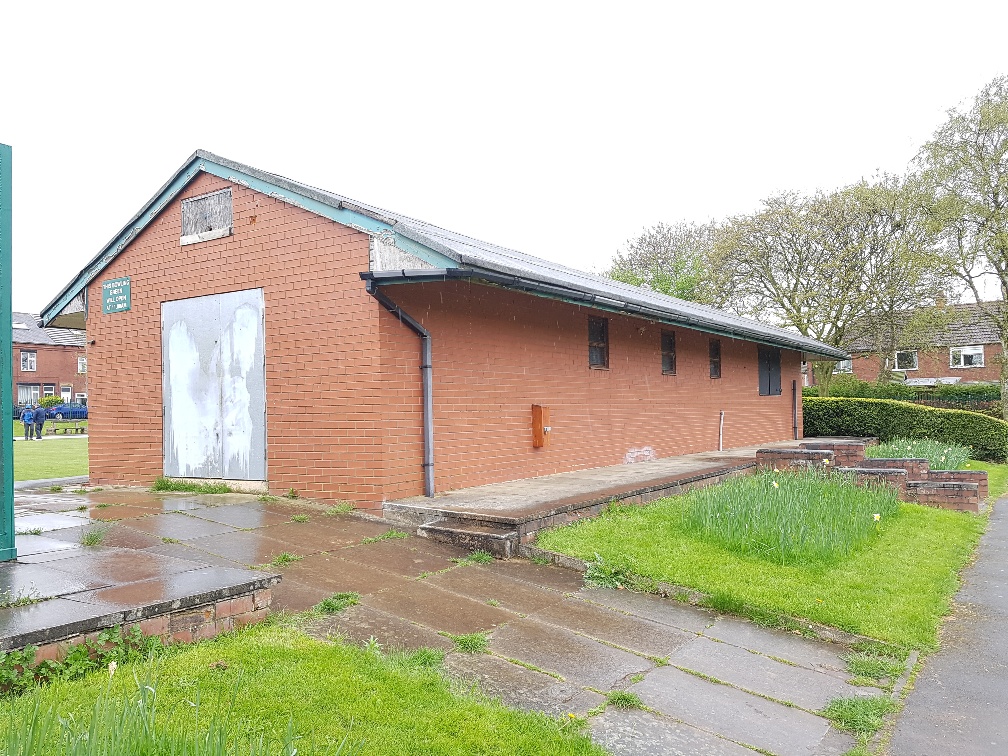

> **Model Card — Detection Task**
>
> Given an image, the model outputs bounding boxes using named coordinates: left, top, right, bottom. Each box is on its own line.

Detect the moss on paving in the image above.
left=0, top=623, right=603, bottom=756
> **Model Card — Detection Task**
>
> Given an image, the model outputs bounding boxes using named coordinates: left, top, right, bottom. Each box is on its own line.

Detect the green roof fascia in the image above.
left=42, top=156, right=456, bottom=325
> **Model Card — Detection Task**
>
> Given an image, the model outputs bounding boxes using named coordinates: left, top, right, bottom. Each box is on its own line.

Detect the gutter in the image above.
left=362, top=278, right=435, bottom=498
left=361, top=268, right=849, bottom=362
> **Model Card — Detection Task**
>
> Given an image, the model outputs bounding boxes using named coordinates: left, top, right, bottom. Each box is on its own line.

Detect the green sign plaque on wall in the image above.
left=102, top=276, right=131, bottom=314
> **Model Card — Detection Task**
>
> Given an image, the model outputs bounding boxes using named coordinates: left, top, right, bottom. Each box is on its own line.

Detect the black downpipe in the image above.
left=364, top=280, right=435, bottom=497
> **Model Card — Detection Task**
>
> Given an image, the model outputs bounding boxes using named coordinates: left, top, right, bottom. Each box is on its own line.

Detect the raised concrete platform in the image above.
left=385, top=441, right=801, bottom=555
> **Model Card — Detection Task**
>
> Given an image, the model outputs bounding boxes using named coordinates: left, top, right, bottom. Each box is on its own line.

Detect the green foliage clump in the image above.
left=821, top=695, right=898, bottom=738
left=803, top=397, right=1008, bottom=461
left=828, top=375, right=917, bottom=401
left=604, top=690, right=644, bottom=710
left=314, top=592, right=360, bottom=614
left=151, top=478, right=233, bottom=494
left=360, top=529, right=409, bottom=545
left=450, top=632, right=489, bottom=654
left=0, top=626, right=163, bottom=697
left=37, top=396, right=64, bottom=409
left=866, top=437, right=971, bottom=470
left=682, top=468, right=900, bottom=566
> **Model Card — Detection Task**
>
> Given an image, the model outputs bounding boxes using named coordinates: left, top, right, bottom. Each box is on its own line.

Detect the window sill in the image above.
left=588, top=365, right=610, bottom=371
left=662, top=371, right=676, bottom=376
left=180, top=227, right=232, bottom=246
left=949, top=365, right=985, bottom=369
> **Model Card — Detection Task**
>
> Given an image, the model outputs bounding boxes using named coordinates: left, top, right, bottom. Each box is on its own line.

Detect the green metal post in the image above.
left=0, top=144, right=17, bottom=560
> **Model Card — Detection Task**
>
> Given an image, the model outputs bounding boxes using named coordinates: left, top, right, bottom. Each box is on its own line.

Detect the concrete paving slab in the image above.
left=0, top=562, right=111, bottom=599
left=41, top=550, right=206, bottom=585
left=14, top=512, right=90, bottom=532
left=47, top=523, right=167, bottom=550
left=141, top=542, right=244, bottom=569
left=83, top=505, right=155, bottom=522
left=0, top=598, right=124, bottom=650
left=533, top=596, right=695, bottom=659
left=631, top=665, right=837, bottom=756
left=590, top=708, right=760, bottom=756
left=363, top=579, right=513, bottom=636
left=187, top=503, right=294, bottom=529
left=484, top=559, right=586, bottom=594
left=424, top=564, right=569, bottom=615
left=703, top=615, right=848, bottom=677
left=575, top=586, right=716, bottom=634
left=272, top=578, right=332, bottom=613
left=444, top=651, right=603, bottom=717
left=13, top=534, right=83, bottom=559
left=261, top=520, right=389, bottom=554
left=182, top=530, right=293, bottom=565
left=281, top=554, right=415, bottom=597
left=490, top=617, right=652, bottom=689
left=339, top=539, right=463, bottom=578
left=306, top=604, right=456, bottom=652
left=668, top=636, right=854, bottom=711
left=125, top=513, right=239, bottom=541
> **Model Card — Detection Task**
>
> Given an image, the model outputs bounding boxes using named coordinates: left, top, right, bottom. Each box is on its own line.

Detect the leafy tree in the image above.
left=608, top=222, right=731, bottom=307
left=918, top=75, right=1008, bottom=416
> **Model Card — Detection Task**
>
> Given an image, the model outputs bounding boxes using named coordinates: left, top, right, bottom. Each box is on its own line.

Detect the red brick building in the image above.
left=11, top=312, right=86, bottom=407
left=840, top=302, right=1002, bottom=385
left=42, top=151, right=844, bottom=510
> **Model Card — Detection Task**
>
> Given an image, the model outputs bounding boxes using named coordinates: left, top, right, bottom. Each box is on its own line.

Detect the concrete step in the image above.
left=417, top=519, right=519, bottom=559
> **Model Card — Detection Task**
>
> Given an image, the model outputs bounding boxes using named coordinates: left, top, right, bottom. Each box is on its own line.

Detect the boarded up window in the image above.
left=588, top=316, right=609, bottom=368
left=661, top=330, right=676, bottom=375
left=758, top=346, right=782, bottom=396
left=180, top=188, right=233, bottom=245
left=709, top=339, right=721, bottom=379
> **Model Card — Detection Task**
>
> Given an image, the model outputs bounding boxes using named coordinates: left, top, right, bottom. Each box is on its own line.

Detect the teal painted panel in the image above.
left=0, top=144, right=16, bottom=560
left=102, top=276, right=131, bottom=314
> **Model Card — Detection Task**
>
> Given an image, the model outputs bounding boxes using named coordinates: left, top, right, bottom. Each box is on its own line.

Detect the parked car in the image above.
left=45, top=403, right=88, bottom=420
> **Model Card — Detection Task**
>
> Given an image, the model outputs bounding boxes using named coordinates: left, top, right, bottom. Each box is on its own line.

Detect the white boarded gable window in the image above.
left=180, top=188, right=233, bottom=246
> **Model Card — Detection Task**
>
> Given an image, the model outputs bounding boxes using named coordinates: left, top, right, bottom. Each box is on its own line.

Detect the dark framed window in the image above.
left=588, top=316, right=609, bottom=368
left=758, top=346, right=782, bottom=396
left=709, top=339, right=721, bottom=379
left=661, top=330, right=676, bottom=375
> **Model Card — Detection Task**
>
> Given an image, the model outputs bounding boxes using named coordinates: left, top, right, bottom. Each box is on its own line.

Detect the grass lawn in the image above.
left=12, top=437, right=88, bottom=481
left=538, top=468, right=992, bottom=650
left=0, top=623, right=603, bottom=756
left=970, top=460, right=1008, bottom=499
left=11, top=419, right=88, bottom=438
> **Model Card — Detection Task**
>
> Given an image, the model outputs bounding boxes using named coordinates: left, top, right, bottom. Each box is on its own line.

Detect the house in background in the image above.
left=840, top=302, right=1002, bottom=385
left=41, top=150, right=844, bottom=509
left=11, top=312, right=87, bottom=406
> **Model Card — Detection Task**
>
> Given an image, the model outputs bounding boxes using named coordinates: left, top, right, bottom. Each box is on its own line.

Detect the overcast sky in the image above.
left=2, top=0, right=1006, bottom=315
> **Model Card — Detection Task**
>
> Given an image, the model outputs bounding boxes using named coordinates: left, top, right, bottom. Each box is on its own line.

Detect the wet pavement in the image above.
left=5, top=486, right=864, bottom=755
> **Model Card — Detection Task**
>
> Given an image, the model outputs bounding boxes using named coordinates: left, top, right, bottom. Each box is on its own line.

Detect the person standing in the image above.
left=34, top=404, right=46, bottom=440
left=20, top=405, right=33, bottom=441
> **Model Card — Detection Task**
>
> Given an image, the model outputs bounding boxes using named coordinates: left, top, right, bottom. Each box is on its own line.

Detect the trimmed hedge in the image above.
left=803, top=397, right=1008, bottom=462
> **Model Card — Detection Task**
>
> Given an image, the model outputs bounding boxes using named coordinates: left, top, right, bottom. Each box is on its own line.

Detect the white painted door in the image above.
left=161, top=289, right=267, bottom=480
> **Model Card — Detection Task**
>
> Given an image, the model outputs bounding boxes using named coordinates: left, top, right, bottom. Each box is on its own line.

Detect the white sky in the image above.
left=2, top=0, right=1006, bottom=314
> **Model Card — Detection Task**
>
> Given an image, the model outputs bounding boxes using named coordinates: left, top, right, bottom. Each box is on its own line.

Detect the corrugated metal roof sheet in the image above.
left=11, top=312, right=85, bottom=347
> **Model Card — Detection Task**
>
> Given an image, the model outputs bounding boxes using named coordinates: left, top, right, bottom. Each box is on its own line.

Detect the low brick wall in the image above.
left=756, top=448, right=834, bottom=470
left=906, top=481, right=981, bottom=513
left=834, top=467, right=909, bottom=496
left=798, top=441, right=871, bottom=467
left=858, top=457, right=930, bottom=480
left=928, top=470, right=989, bottom=501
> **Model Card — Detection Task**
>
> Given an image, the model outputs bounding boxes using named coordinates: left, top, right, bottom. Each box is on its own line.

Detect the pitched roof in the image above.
left=11, top=312, right=85, bottom=347
left=846, top=302, right=1002, bottom=352
left=41, top=150, right=847, bottom=360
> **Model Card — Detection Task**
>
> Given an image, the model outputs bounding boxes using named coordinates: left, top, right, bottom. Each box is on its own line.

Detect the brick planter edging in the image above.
left=7, top=575, right=280, bottom=660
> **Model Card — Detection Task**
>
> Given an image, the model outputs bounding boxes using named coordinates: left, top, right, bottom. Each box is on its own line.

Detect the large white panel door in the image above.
left=162, top=289, right=266, bottom=480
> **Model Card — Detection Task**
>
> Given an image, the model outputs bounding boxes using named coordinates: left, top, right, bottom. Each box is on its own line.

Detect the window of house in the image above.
left=709, top=339, right=721, bottom=379
left=758, top=346, right=782, bottom=396
left=17, top=384, right=39, bottom=404
left=42, top=384, right=55, bottom=397
left=833, top=358, right=853, bottom=374
left=894, top=350, right=918, bottom=371
left=180, top=188, right=233, bottom=245
left=75, top=393, right=88, bottom=405
left=20, top=350, right=36, bottom=371
left=661, top=330, right=676, bottom=375
left=588, top=316, right=609, bottom=369
left=78, top=356, right=87, bottom=374
left=950, top=345, right=984, bottom=368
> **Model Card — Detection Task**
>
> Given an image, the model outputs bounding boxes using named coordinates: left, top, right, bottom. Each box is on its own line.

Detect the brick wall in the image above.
left=848, top=344, right=1003, bottom=383
left=84, top=172, right=805, bottom=508
left=12, top=343, right=86, bottom=401
left=383, top=281, right=804, bottom=496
